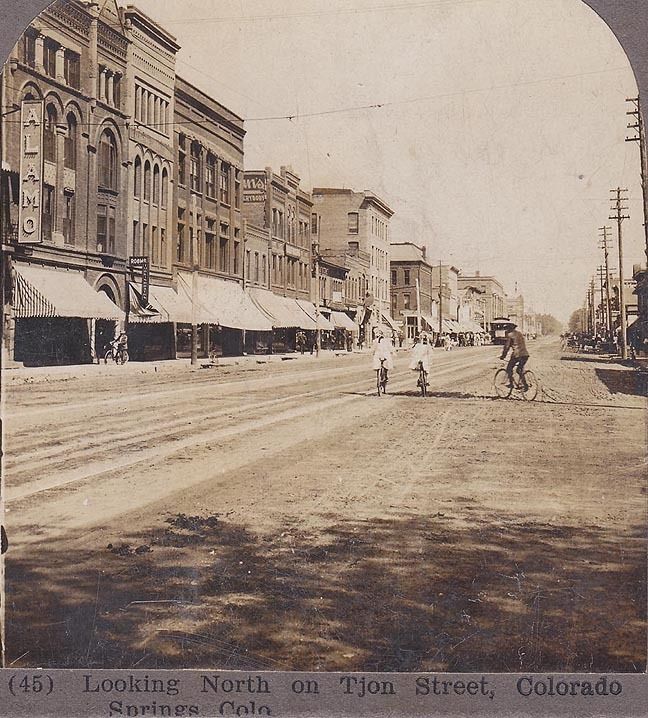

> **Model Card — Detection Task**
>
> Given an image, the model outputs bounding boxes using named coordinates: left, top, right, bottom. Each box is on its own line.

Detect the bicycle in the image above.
left=416, top=361, right=428, bottom=397
left=104, top=342, right=129, bottom=365
left=376, top=358, right=388, bottom=396
left=493, top=365, right=539, bottom=401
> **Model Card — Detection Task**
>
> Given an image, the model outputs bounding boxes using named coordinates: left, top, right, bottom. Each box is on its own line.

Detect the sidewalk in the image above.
left=2, top=348, right=371, bottom=386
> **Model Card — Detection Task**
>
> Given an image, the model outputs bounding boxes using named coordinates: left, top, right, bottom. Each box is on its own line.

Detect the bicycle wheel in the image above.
left=380, top=367, right=388, bottom=394
left=494, top=368, right=512, bottom=398
left=376, top=369, right=382, bottom=396
left=116, top=349, right=129, bottom=365
left=103, top=349, right=115, bottom=364
left=521, top=370, right=538, bottom=401
left=420, top=369, right=427, bottom=397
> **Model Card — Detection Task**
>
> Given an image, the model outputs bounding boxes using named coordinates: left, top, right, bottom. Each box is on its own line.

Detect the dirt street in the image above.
left=2, top=340, right=646, bottom=672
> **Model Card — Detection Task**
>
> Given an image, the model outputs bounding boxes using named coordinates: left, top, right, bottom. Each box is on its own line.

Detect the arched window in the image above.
left=153, top=165, right=160, bottom=205
left=44, top=105, right=57, bottom=162
left=161, top=168, right=169, bottom=207
left=98, top=129, right=118, bottom=190
left=134, top=156, right=142, bottom=198
left=64, top=113, right=77, bottom=170
left=144, top=160, right=151, bottom=201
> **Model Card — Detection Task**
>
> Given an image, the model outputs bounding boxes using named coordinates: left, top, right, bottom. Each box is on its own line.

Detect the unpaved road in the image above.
left=2, top=340, right=646, bottom=672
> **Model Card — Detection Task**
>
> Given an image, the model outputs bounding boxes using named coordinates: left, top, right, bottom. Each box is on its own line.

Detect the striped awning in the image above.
left=14, top=264, right=124, bottom=320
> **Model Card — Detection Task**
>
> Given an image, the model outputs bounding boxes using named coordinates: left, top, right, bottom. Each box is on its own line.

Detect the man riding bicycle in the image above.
left=500, top=322, right=530, bottom=390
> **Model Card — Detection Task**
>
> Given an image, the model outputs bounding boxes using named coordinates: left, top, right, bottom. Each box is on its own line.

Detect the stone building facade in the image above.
left=458, top=272, right=506, bottom=330
left=1, top=0, right=130, bottom=365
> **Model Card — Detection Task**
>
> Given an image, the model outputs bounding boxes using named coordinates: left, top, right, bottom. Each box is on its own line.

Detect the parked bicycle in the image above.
left=493, top=364, right=539, bottom=401
left=376, top=357, right=388, bottom=396
left=416, top=360, right=428, bottom=397
left=104, top=336, right=129, bottom=365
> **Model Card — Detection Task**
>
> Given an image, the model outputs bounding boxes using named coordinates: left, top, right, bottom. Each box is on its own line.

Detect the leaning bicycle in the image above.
left=376, top=358, right=388, bottom=396
left=416, top=360, right=428, bottom=397
left=493, top=365, right=539, bottom=401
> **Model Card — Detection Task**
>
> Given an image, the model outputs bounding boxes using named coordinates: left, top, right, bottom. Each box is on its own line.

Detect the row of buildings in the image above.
left=0, top=0, right=535, bottom=366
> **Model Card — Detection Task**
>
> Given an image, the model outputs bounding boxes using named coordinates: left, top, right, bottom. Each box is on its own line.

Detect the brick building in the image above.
left=312, top=187, right=395, bottom=343
left=171, top=77, right=270, bottom=358
left=390, top=241, right=438, bottom=343
left=1, top=0, right=130, bottom=366
left=243, top=167, right=323, bottom=352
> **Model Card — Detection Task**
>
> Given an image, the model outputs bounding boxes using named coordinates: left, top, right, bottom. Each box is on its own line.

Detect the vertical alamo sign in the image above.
left=18, top=98, right=44, bottom=245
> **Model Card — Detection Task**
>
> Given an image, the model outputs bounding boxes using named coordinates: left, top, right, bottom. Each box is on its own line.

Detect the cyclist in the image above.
left=372, top=328, right=394, bottom=384
left=500, top=322, right=530, bottom=390
left=409, top=331, right=433, bottom=382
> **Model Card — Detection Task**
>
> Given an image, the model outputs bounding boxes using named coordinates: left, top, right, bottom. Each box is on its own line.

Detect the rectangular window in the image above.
left=177, top=223, right=185, bottom=263
left=254, top=252, right=260, bottom=283
left=142, top=222, right=149, bottom=258
left=311, top=213, right=318, bottom=235
left=403, top=293, right=411, bottom=310
left=97, top=204, right=106, bottom=252
left=43, top=40, right=57, bottom=78
left=107, top=207, right=115, bottom=254
left=113, top=75, right=121, bottom=109
left=23, top=33, right=36, bottom=67
left=391, top=269, right=397, bottom=285
left=40, top=185, right=54, bottom=242
left=233, top=241, right=240, bottom=275
left=205, top=157, right=216, bottom=199
left=160, top=228, right=166, bottom=266
left=133, top=220, right=139, bottom=254
left=63, top=192, right=75, bottom=245
left=64, top=51, right=80, bottom=89
left=205, top=233, right=215, bottom=270
left=348, top=212, right=359, bottom=234
left=219, top=163, right=230, bottom=204
left=404, top=269, right=410, bottom=285
left=246, top=250, right=251, bottom=282
left=262, top=254, right=267, bottom=285
left=219, top=238, right=229, bottom=272
left=97, top=204, right=115, bottom=253
left=234, top=171, right=241, bottom=209
left=178, top=147, right=186, bottom=186
left=190, top=151, right=201, bottom=193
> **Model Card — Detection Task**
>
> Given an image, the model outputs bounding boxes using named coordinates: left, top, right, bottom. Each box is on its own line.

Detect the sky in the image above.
left=130, top=0, right=646, bottom=322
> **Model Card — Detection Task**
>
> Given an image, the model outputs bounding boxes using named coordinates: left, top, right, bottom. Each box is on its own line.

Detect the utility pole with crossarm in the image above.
left=609, top=188, right=630, bottom=359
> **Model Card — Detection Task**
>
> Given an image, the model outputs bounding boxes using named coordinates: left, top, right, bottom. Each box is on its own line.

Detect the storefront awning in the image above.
left=248, top=288, right=317, bottom=330
left=379, top=311, right=400, bottom=331
left=329, top=310, right=356, bottom=331
left=177, top=273, right=272, bottom=330
left=441, top=319, right=459, bottom=333
left=14, top=264, right=124, bottom=320
left=297, top=300, right=335, bottom=331
left=129, top=283, right=195, bottom=324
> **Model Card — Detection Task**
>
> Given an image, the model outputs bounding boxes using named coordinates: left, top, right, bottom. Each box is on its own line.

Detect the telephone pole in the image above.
left=626, top=97, right=648, bottom=263
left=598, top=226, right=613, bottom=342
left=596, top=265, right=607, bottom=335
left=609, top=188, right=630, bottom=359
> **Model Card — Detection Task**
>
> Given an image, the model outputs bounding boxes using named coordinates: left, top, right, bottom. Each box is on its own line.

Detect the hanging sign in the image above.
left=18, top=99, right=44, bottom=244
left=129, top=256, right=150, bottom=305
